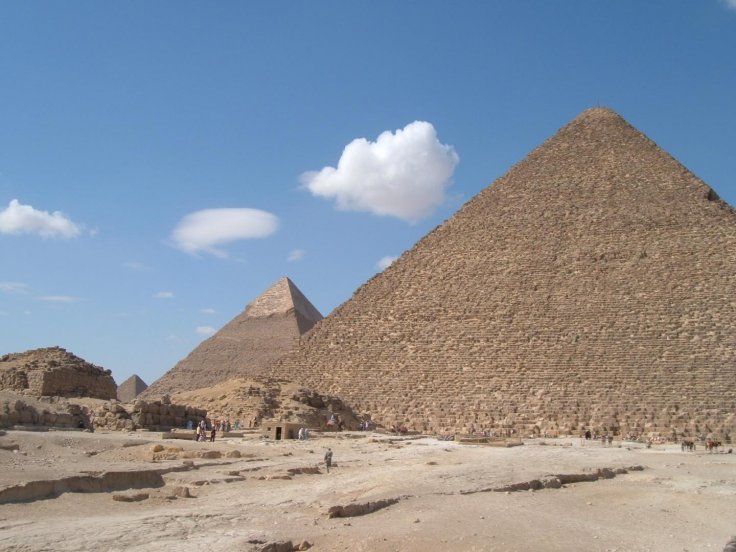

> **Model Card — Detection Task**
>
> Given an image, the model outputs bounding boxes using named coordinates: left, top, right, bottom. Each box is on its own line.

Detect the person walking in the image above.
left=324, top=448, right=333, bottom=473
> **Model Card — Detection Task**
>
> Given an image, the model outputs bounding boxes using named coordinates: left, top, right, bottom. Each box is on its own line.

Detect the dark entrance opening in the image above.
left=275, top=427, right=282, bottom=440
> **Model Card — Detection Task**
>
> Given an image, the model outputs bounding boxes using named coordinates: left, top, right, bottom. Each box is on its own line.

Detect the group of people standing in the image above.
left=187, top=419, right=236, bottom=442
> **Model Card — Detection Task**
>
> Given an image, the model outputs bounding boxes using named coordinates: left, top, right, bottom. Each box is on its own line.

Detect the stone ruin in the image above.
left=274, top=107, right=736, bottom=441
left=0, top=346, right=117, bottom=400
left=0, top=392, right=206, bottom=432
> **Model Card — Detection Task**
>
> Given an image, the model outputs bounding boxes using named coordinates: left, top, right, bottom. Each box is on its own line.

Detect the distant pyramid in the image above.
left=274, top=108, right=736, bottom=439
left=143, top=277, right=322, bottom=397
left=117, top=374, right=148, bottom=402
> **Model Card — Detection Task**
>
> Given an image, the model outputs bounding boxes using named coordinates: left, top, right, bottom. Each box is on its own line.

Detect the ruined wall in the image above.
left=0, top=347, right=117, bottom=400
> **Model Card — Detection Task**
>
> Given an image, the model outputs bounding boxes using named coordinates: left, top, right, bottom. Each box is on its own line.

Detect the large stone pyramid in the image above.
left=117, top=374, right=148, bottom=402
left=143, top=277, right=322, bottom=397
left=274, top=108, right=736, bottom=439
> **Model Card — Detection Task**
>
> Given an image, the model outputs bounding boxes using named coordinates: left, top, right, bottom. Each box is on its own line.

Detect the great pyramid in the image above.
left=117, top=374, right=148, bottom=402
left=142, top=277, right=322, bottom=398
left=274, top=107, right=736, bottom=440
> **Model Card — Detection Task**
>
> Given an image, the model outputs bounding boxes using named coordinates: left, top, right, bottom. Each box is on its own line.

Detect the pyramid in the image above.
left=117, top=374, right=148, bottom=402
left=142, top=277, right=322, bottom=397
left=274, top=108, right=736, bottom=439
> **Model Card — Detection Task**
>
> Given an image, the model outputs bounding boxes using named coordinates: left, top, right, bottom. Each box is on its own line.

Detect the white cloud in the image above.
left=377, top=256, right=398, bottom=270
left=0, top=281, right=28, bottom=293
left=287, top=249, right=305, bottom=262
left=724, top=0, right=736, bottom=10
left=195, top=326, right=216, bottom=336
left=35, top=295, right=81, bottom=303
left=301, top=121, right=459, bottom=223
left=153, top=291, right=174, bottom=299
left=200, top=308, right=216, bottom=314
left=0, top=199, right=82, bottom=238
left=170, top=208, right=279, bottom=258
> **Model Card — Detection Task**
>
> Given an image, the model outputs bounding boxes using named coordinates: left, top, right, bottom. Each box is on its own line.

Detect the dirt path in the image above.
left=0, top=431, right=733, bottom=551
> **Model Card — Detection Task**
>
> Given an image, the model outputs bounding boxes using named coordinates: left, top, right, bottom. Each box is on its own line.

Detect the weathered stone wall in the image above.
left=274, top=108, right=736, bottom=441
left=0, top=347, right=117, bottom=400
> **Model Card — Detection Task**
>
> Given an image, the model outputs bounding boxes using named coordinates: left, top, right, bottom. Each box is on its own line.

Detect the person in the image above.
left=210, top=425, right=216, bottom=442
left=195, top=424, right=202, bottom=441
left=324, top=448, right=333, bottom=473
left=186, top=419, right=193, bottom=430
left=298, top=427, right=305, bottom=440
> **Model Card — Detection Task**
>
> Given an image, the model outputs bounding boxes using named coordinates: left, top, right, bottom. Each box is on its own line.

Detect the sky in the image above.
left=1, top=1, right=735, bottom=387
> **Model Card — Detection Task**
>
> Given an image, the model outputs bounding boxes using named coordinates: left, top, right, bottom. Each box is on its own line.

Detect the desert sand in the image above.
left=0, top=429, right=734, bottom=552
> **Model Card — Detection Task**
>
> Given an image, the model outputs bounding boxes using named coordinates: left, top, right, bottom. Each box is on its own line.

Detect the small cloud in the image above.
left=377, top=256, right=398, bottom=270
left=170, top=208, right=279, bottom=258
left=0, top=281, right=28, bottom=294
left=35, top=295, right=81, bottom=303
left=195, top=325, right=216, bottom=336
left=724, top=0, right=736, bottom=10
left=301, top=121, right=459, bottom=223
left=153, top=291, right=174, bottom=299
left=125, top=261, right=154, bottom=272
left=287, top=249, right=305, bottom=262
left=200, top=308, right=216, bottom=314
left=0, top=199, right=83, bottom=238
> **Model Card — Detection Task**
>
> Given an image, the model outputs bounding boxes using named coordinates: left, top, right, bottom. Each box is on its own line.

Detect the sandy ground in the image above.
left=0, top=429, right=734, bottom=552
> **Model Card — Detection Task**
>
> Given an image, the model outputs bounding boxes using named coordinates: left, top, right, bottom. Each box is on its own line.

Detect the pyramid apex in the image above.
left=245, top=277, right=322, bottom=322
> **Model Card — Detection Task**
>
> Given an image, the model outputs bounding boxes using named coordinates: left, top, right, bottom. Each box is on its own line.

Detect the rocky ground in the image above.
left=0, top=429, right=734, bottom=552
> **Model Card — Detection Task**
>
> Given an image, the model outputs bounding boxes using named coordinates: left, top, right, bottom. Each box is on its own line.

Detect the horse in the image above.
left=705, top=440, right=722, bottom=452
left=681, top=440, right=695, bottom=452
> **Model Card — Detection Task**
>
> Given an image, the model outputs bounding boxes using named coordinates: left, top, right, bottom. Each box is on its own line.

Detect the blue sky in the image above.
left=2, top=1, right=735, bottom=386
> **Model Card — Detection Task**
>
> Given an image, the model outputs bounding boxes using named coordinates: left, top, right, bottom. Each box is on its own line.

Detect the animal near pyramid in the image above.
left=143, top=277, right=322, bottom=397
left=275, top=107, right=736, bottom=439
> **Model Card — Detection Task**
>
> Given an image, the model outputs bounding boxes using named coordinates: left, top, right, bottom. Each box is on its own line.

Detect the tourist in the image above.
left=210, top=425, right=216, bottom=442
left=324, top=448, right=333, bottom=473
left=298, top=427, right=305, bottom=440
left=186, top=419, right=193, bottom=430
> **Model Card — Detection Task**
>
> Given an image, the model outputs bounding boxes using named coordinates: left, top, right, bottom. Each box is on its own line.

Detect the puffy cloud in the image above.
left=153, top=291, right=174, bottom=299
left=287, top=249, right=305, bottom=262
left=171, top=208, right=279, bottom=257
left=0, top=281, right=28, bottom=293
left=377, top=256, right=398, bottom=270
left=725, top=0, right=736, bottom=10
left=195, top=326, right=216, bottom=336
left=301, top=121, right=459, bottom=222
left=35, top=295, right=81, bottom=303
left=0, top=199, right=82, bottom=239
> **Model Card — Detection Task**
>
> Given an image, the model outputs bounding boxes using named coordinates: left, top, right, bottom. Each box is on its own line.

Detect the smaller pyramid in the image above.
left=142, top=277, right=322, bottom=398
left=117, top=374, right=148, bottom=403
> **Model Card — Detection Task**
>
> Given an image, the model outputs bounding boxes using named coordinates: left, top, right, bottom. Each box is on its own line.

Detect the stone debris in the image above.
left=327, top=497, right=401, bottom=518
left=112, top=492, right=149, bottom=502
